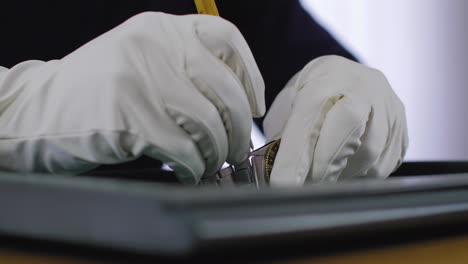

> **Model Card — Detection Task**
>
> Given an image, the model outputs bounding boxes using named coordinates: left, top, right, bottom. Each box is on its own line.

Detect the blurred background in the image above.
left=299, top=0, right=468, bottom=161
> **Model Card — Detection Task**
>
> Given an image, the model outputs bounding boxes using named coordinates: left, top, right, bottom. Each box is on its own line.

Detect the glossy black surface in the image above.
left=2, top=169, right=468, bottom=259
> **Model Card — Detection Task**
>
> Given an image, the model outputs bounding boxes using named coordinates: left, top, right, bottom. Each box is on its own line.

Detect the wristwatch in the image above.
left=199, top=139, right=281, bottom=189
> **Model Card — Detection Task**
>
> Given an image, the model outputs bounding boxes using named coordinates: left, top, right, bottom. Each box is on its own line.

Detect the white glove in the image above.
left=264, top=55, right=408, bottom=186
left=0, top=13, right=265, bottom=184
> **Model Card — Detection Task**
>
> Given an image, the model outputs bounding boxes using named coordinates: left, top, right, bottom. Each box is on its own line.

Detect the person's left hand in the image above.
left=263, top=55, right=408, bottom=186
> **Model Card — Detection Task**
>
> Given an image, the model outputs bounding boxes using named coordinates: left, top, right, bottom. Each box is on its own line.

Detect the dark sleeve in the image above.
left=1, top=0, right=355, bottom=122
left=2, top=0, right=355, bottom=111
left=216, top=0, right=356, bottom=127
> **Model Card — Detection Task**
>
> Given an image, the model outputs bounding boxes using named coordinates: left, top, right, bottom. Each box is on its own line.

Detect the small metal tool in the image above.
left=199, top=140, right=281, bottom=189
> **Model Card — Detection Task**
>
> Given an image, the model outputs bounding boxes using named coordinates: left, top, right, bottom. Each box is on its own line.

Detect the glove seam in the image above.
left=165, top=104, right=224, bottom=175
left=318, top=100, right=371, bottom=182
left=293, top=95, right=341, bottom=185
left=192, top=23, right=261, bottom=116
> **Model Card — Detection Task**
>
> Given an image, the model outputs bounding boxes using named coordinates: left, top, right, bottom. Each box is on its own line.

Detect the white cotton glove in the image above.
left=264, top=55, right=408, bottom=186
left=0, top=12, right=265, bottom=184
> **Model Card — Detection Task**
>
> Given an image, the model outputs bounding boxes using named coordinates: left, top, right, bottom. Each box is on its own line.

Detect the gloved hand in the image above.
left=0, top=12, right=265, bottom=184
left=264, top=55, right=408, bottom=186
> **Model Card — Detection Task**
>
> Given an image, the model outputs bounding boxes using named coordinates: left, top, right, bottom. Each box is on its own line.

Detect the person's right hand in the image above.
left=0, top=12, right=265, bottom=184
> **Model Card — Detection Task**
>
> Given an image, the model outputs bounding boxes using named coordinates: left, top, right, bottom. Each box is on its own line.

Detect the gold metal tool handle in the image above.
left=194, top=0, right=220, bottom=16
